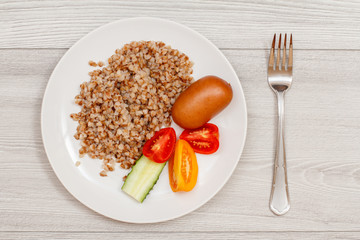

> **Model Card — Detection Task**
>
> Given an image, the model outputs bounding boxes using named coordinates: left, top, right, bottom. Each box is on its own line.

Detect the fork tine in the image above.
left=269, top=34, right=276, bottom=68
left=282, top=34, right=287, bottom=69
left=288, top=34, right=293, bottom=68
left=276, top=34, right=281, bottom=69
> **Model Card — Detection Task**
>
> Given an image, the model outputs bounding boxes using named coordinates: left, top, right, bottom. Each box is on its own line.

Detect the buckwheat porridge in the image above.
left=70, top=41, right=194, bottom=176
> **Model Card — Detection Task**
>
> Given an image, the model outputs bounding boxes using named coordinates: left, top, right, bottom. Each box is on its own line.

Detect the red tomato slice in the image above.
left=143, top=128, right=176, bottom=163
left=179, top=123, right=219, bottom=154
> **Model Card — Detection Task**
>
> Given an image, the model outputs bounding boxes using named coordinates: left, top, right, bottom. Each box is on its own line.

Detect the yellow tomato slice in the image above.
left=169, top=139, right=198, bottom=192
left=168, top=153, right=179, bottom=192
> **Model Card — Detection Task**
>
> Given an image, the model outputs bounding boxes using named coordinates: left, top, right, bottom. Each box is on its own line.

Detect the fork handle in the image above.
left=270, top=92, right=290, bottom=215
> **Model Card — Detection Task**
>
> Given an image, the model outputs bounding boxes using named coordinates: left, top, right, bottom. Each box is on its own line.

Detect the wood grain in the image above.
left=1, top=0, right=360, bottom=49
left=2, top=1, right=360, bottom=238
left=1, top=232, right=360, bottom=240
left=1, top=49, right=360, bottom=233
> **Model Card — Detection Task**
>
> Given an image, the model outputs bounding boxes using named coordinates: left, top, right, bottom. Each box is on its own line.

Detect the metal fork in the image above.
left=268, top=33, right=293, bottom=215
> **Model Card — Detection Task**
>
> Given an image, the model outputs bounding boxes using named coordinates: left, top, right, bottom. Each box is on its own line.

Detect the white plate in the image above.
left=41, top=17, right=247, bottom=223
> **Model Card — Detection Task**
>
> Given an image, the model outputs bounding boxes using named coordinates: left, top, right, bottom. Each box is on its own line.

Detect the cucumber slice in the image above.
left=122, top=155, right=166, bottom=203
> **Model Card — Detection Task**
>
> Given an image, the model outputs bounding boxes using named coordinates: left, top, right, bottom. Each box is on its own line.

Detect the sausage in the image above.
left=171, top=75, right=233, bottom=129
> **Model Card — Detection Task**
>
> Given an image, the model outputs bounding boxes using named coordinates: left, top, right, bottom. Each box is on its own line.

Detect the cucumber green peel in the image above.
left=122, top=155, right=166, bottom=203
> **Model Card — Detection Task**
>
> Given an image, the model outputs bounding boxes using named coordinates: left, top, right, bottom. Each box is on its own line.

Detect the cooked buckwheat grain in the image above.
left=71, top=41, right=193, bottom=175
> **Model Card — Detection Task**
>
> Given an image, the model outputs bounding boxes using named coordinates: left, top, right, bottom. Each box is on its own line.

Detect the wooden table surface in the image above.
left=1, top=1, right=360, bottom=239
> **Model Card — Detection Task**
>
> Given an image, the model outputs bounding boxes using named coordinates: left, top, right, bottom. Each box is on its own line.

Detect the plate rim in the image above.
left=41, top=17, right=248, bottom=223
